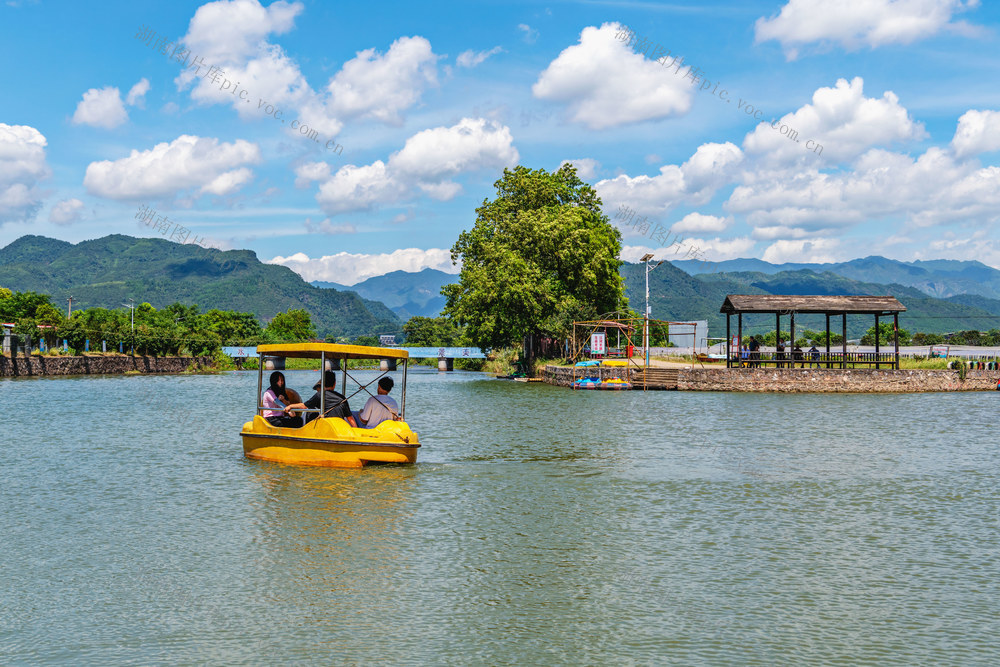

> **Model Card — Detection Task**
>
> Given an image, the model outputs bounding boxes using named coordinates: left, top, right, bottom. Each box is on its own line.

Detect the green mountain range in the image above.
left=674, top=255, right=1000, bottom=300
left=0, top=235, right=401, bottom=338
left=3, top=233, right=999, bottom=341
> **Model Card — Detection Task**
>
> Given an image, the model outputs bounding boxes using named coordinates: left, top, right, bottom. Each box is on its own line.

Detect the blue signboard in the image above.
left=400, top=347, right=486, bottom=359
left=222, top=346, right=259, bottom=358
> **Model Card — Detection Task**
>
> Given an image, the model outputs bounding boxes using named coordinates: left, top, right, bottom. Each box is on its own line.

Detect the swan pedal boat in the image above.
left=241, top=343, right=419, bottom=468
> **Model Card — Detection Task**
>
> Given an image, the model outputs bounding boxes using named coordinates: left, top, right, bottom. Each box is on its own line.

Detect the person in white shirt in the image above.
left=358, top=377, right=400, bottom=428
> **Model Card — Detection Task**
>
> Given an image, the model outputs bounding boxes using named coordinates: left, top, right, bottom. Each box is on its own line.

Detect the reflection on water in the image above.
left=1, top=371, right=998, bottom=664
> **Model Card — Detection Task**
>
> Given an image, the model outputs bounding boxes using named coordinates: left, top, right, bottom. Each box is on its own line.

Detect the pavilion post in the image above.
left=825, top=313, right=831, bottom=369
left=874, top=314, right=880, bottom=369
left=790, top=311, right=796, bottom=368
left=775, top=312, right=780, bottom=368
left=737, top=313, right=743, bottom=368
left=842, top=314, right=848, bottom=369
left=894, top=312, right=900, bottom=369
left=726, top=314, right=731, bottom=368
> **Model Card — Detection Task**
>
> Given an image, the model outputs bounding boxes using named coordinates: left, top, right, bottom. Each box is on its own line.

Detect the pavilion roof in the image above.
left=720, top=294, right=906, bottom=315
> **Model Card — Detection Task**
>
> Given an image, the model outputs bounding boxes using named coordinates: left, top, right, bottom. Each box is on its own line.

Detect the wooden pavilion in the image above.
left=720, top=295, right=907, bottom=370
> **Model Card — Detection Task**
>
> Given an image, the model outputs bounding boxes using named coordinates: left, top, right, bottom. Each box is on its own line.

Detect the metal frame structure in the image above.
left=571, top=313, right=697, bottom=390
left=256, top=343, right=410, bottom=420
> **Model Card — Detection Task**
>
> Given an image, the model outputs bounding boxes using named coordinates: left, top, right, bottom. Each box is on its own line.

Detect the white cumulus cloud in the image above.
left=83, top=135, right=261, bottom=200
left=49, top=198, right=85, bottom=225
left=175, top=1, right=439, bottom=140
left=599, top=76, right=997, bottom=252
left=71, top=86, right=128, bottom=129
left=533, top=23, right=694, bottom=130
left=306, top=117, right=518, bottom=216
left=390, top=117, right=519, bottom=180
left=762, top=238, right=842, bottom=263
left=0, top=123, right=50, bottom=224
left=622, top=236, right=755, bottom=263
left=743, top=77, right=926, bottom=165
left=951, top=109, right=1000, bottom=158
left=755, top=0, right=983, bottom=60
left=671, top=213, right=731, bottom=234
left=327, top=36, right=440, bottom=124
left=126, top=78, right=150, bottom=107
left=595, top=142, right=743, bottom=216
left=181, top=0, right=303, bottom=64
left=268, top=248, right=457, bottom=285
left=728, top=146, right=1000, bottom=237
left=201, top=167, right=254, bottom=196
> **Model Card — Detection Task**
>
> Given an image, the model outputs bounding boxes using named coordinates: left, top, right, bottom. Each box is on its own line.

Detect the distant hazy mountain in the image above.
left=674, top=255, right=1000, bottom=300
left=0, top=234, right=401, bottom=338
left=313, top=269, right=458, bottom=319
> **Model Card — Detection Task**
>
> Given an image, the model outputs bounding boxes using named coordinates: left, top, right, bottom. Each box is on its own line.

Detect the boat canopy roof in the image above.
left=257, top=342, right=409, bottom=360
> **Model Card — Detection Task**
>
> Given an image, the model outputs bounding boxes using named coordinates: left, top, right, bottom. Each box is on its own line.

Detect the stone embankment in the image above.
left=543, top=365, right=998, bottom=392
left=679, top=368, right=998, bottom=392
left=0, top=355, right=213, bottom=378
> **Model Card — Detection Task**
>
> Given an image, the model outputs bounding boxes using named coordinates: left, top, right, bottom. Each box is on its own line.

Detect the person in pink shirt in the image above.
left=261, top=371, right=301, bottom=428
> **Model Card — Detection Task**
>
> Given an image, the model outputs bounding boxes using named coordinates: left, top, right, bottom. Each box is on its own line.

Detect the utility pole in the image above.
left=67, top=296, right=73, bottom=318
left=640, top=253, right=663, bottom=369
left=123, top=298, right=135, bottom=355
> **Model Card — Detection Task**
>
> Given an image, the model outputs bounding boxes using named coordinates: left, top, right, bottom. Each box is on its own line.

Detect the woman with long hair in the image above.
left=261, top=371, right=302, bottom=428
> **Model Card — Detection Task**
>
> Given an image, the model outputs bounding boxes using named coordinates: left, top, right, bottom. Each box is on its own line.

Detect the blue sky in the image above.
left=2, top=0, right=999, bottom=284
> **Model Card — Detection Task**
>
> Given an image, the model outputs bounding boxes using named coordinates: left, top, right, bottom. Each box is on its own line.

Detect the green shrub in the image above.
left=482, top=348, right=519, bottom=375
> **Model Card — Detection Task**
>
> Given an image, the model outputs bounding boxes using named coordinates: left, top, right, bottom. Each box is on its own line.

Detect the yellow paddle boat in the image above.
left=240, top=343, right=420, bottom=468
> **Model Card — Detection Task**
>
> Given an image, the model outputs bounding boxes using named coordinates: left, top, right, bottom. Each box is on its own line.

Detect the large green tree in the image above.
left=265, top=308, right=317, bottom=342
left=443, top=164, right=625, bottom=351
left=403, top=316, right=463, bottom=346
left=201, top=308, right=264, bottom=344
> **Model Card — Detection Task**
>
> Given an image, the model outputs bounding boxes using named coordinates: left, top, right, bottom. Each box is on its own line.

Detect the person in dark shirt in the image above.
left=282, top=371, right=358, bottom=427
left=748, top=336, right=761, bottom=368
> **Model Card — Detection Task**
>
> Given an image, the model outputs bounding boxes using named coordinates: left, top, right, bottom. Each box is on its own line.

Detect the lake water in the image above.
left=2, top=370, right=998, bottom=665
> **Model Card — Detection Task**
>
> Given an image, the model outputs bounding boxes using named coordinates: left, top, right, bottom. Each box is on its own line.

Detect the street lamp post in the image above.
left=123, top=298, right=135, bottom=355
left=640, top=253, right=664, bottom=368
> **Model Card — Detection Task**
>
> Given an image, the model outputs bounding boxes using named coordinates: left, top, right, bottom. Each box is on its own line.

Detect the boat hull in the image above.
left=599, top=382, right=632, bottom=390
left=241, top=415, right=419, bottom=468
